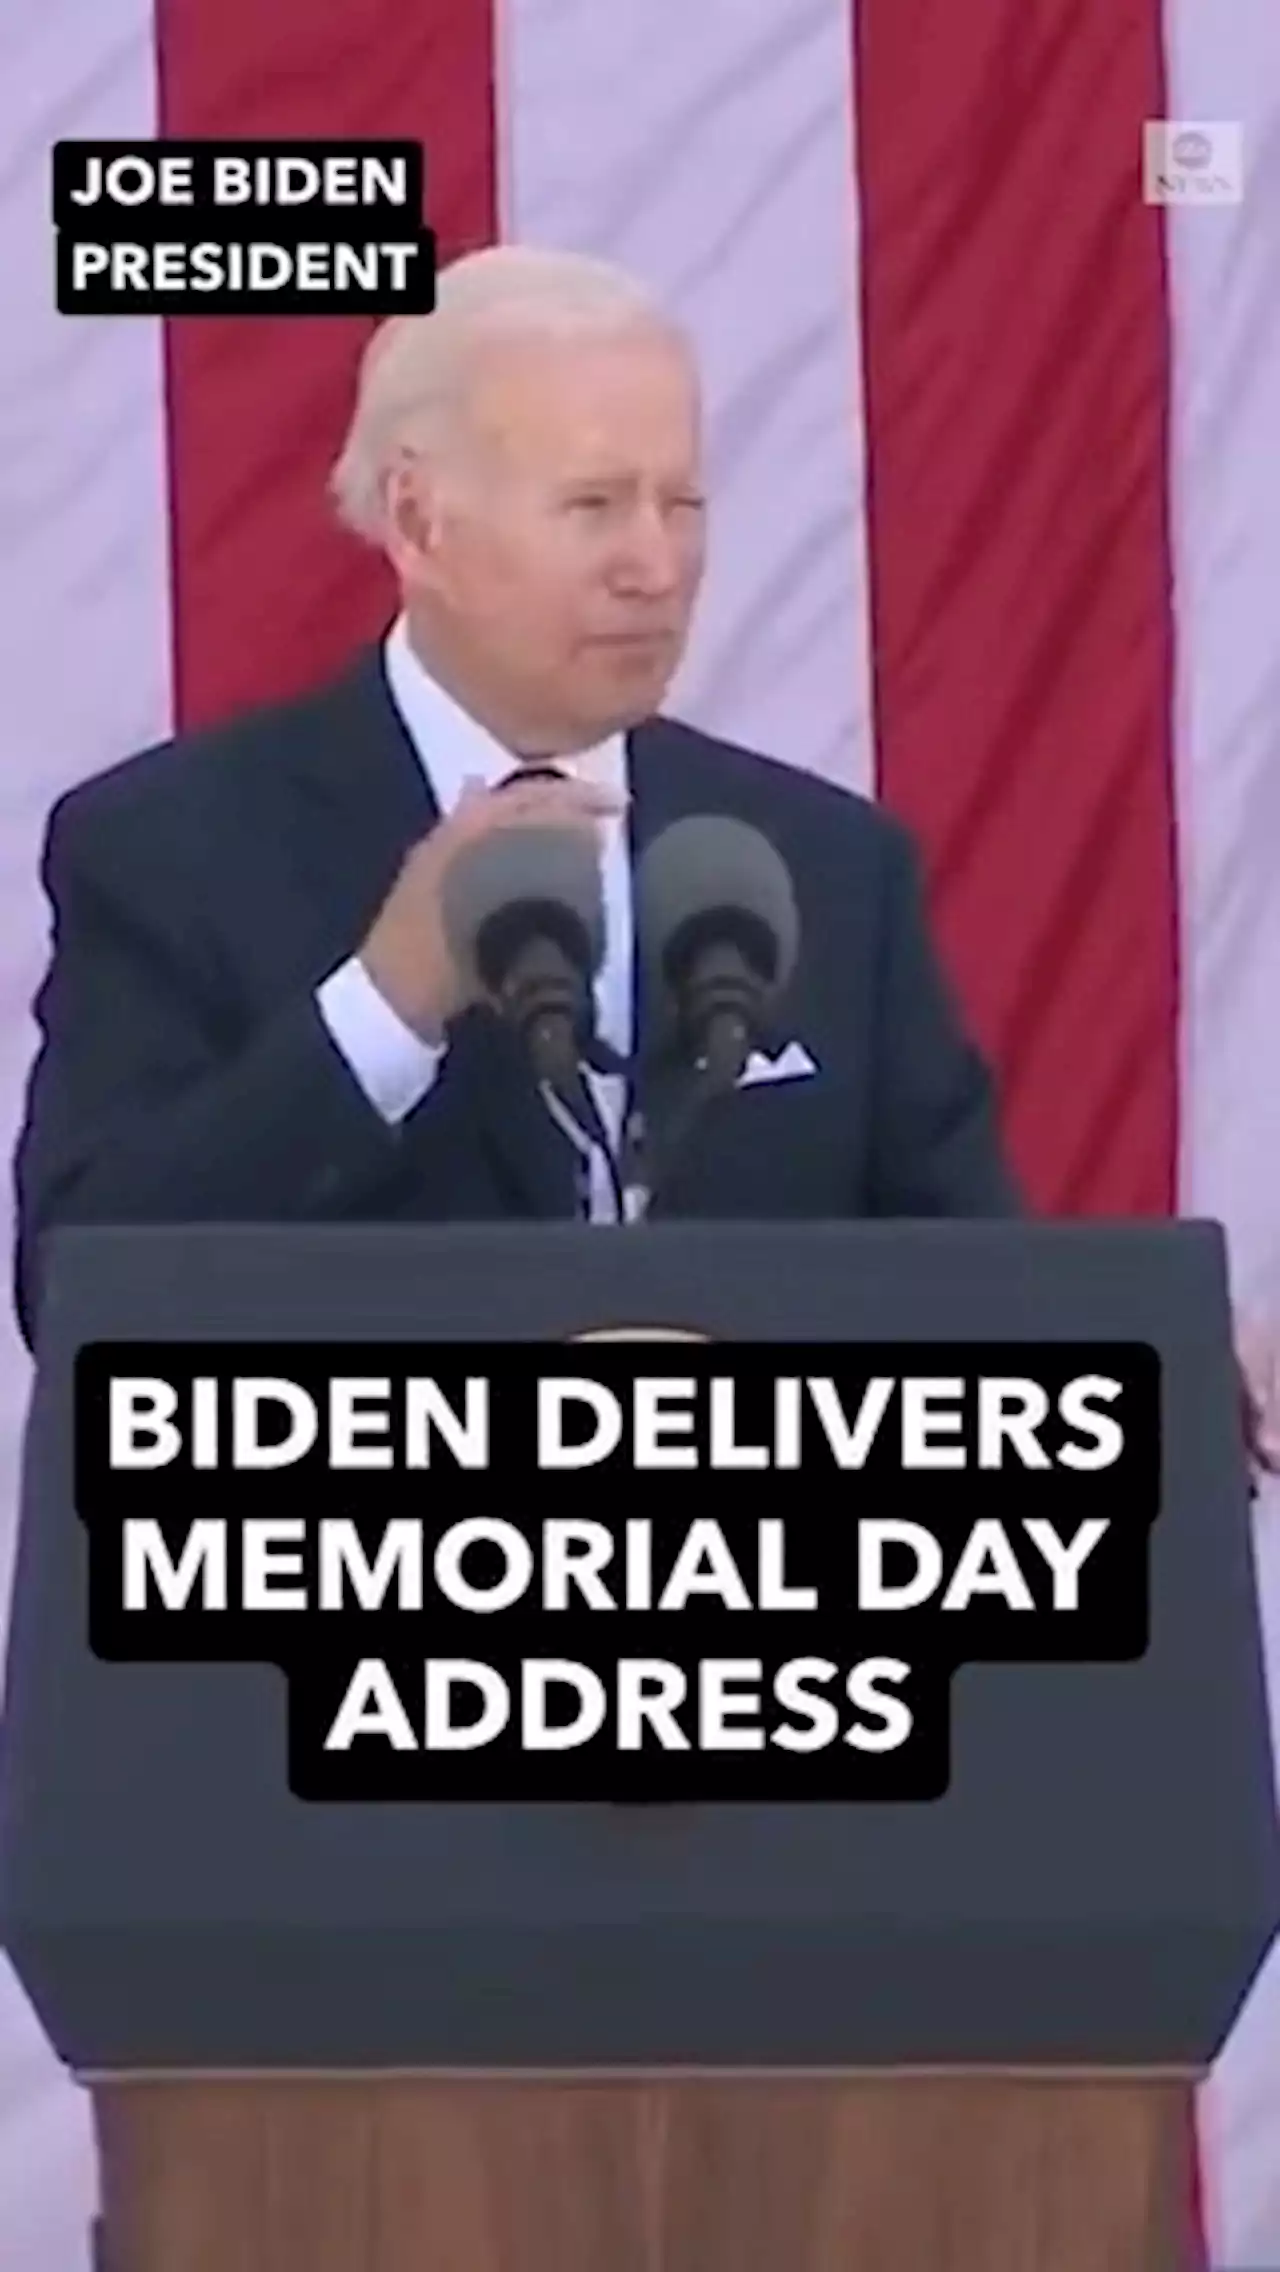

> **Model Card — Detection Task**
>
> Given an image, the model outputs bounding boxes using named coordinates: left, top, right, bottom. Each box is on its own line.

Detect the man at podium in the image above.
left=12, top=241, right=1021, bottom=1353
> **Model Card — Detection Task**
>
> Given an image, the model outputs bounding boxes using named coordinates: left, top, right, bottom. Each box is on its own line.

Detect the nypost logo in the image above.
left=1144, top=119, right=1243, bottom=205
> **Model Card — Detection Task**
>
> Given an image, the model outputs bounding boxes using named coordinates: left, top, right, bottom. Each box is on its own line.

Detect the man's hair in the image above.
left=328, top=243, right=684, bottom=544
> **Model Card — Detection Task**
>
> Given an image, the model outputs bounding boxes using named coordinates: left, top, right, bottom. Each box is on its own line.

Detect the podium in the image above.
left=1, top=1217, right=1278, bottom=2272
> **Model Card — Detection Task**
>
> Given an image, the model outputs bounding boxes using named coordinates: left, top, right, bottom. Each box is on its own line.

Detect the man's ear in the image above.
left=383, top=450, right=443, bottom=587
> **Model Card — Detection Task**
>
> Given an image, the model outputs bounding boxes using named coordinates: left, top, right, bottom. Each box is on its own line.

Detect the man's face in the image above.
left=390, top=327, right=706, bottom=750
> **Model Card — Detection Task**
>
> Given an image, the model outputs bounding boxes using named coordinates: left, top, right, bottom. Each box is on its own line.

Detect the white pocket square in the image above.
left=736, top=1041, right=819, bottom=1089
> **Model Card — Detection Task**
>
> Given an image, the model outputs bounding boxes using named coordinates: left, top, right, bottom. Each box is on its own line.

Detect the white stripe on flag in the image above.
left=1164, top=12, right=1280, bottom=1325
left=1165, top=5, right=1280, bottom=2263
left=0, top=3, right=173, bottom=2261
left=498, top=0, right=877, bottom=792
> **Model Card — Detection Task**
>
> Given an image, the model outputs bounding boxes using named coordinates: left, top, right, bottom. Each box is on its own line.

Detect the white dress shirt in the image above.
left=316, top=616, right=633, bottom=1220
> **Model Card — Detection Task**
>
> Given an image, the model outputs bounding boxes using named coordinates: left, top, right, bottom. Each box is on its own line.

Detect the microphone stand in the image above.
left=488, top=930, right=627, bottom=1212
left=492, top=932, right=586, bottom=1096
left=629, top=941, right=770, bottom=1215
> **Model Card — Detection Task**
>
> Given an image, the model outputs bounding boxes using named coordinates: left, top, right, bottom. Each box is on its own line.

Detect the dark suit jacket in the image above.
left=12, top=645, right=1021, bottom=1347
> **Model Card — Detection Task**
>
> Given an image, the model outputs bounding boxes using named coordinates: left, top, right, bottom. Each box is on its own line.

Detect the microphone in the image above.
left=630, top=816, right=800, bottom=1205
left=440, top=821, right=605, bottom=1094
left=636, top=815, right=799, bottom=1087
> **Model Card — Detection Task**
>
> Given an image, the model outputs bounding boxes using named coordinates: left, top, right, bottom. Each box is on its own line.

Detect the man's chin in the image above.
left=587, top=649, right=679, bottom=721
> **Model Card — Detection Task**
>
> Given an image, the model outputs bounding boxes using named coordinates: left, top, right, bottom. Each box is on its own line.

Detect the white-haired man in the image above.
left=13, top=240, right=1022, bottom=1349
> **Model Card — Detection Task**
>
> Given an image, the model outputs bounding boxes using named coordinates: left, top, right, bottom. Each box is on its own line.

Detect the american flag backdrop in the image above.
left=2, top=0, right=1280, bottom=2263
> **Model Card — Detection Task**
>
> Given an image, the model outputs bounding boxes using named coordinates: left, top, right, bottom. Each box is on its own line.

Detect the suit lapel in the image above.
left=276, top=646, right=441, bottom=917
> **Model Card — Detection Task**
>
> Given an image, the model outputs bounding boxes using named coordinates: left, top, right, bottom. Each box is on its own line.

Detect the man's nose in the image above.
left=612, top=506, right=686, bottom=594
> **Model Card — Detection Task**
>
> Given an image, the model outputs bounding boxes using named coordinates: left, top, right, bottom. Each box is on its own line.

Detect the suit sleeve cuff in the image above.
left=316, top=957, right=443, bottom=1124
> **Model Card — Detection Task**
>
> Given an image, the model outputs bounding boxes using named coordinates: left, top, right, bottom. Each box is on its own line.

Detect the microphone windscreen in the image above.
left=636, top=815, right=799, bottom=1036
left=440, top=824, right=606, bottom=991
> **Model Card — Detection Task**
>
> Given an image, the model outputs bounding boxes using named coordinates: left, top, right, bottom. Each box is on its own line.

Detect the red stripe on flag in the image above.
left=155, top=0, right=497, bottom=730
left=851, top=0, right=1178, bottom=1216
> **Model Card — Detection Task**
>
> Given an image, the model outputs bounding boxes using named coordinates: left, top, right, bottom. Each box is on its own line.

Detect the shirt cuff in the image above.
left=316, top=957, right=443, bottom=1125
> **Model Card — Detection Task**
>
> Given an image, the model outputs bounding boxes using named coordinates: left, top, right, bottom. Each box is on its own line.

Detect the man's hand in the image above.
left=1237, top=1316, right=1280, bottom=1480
left=359, top=772, right=625, bottom=1042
